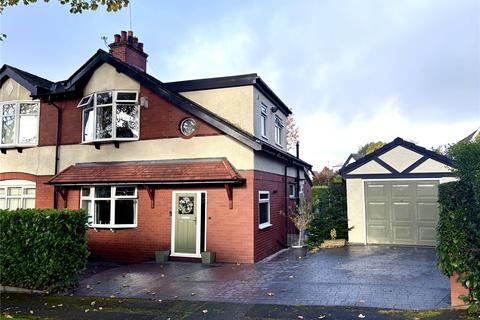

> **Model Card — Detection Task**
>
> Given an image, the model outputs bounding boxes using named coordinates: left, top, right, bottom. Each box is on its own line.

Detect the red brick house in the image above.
left=0, top=31, right=312, bottom=263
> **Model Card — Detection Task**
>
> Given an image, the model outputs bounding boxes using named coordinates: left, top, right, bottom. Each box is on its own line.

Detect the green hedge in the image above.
left=307, top=182, right=349, bottom=247
left=0, top=209, right=89, bottom=290
left=437, top=141, right=480, bottom=311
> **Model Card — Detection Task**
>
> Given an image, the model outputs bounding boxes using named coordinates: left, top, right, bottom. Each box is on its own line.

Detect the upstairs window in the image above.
left=0, top=101, right=39, bottom=147
left=274, top=116, right=283, bottom=146
left=81, top=185, right=137, bottom=228
left=79, top=91, right=139, bottom=143
left=260, top=104, right=268, bottom=138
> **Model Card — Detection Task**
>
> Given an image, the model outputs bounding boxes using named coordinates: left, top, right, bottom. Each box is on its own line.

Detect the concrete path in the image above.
left=72, top=245, right=450, bottom=310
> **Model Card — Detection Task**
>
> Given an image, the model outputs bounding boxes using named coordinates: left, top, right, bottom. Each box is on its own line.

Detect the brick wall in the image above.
left=253, top=170, right=298, bottom=262
left=61, top=171, right=255, bottom=263
left=0, top=172, right=54, bottom=208
left=38, top=86, right=222, bottom=147
left=450, top=272, right=469, bottom=306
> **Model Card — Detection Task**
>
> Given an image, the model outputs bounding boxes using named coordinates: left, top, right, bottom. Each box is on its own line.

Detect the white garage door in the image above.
left=365, top=180, right=439, bottom=246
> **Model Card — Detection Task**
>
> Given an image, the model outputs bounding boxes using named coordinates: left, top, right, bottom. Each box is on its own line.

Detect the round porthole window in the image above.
left=180, top=118, right=197, bottom=137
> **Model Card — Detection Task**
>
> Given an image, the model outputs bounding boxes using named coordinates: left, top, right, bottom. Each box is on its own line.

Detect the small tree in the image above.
left=286, top=115, right=299, bottom=153
left=289, top=196, right=314, bottom=247
left=357, top=141, right=386, bottom=156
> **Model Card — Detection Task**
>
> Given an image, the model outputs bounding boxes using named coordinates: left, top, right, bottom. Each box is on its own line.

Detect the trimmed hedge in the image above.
left=437, top=141, right=480, bottom=311
left=307, top=182, right=349, bottom=247
left=0, top=209, right=89, bottom=290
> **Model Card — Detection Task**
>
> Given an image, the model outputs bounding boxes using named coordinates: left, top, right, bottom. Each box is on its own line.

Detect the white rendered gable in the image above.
left=378, top=146, right=423, bottom=172
left=410, top=158, right=452, bottom=173
left=349, top=160, right=391, bottom=174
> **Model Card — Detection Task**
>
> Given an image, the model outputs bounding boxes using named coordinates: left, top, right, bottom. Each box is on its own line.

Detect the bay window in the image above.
left=0, top=180, right=36, bottom=209
left=1, top=101, right=39, bottom=147
left=79, top=91, right=139, bottom=143
left=81, top=186, right=137, bottom=228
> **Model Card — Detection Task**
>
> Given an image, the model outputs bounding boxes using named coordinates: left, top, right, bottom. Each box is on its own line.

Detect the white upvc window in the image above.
left=289, top=184, right=296, bottom=199
left=258, top=191, right=271, bottom=229
left=79, top=91, right=139, bottom=143
left=80, top=185, right=138, bottom=228
left=274, top=116, right=283, bottom=146
left=0, top=100, right=39, bottom=147
left=0, top=180, right=36, bottom=209
left=260, top=104, right=268, bottom=138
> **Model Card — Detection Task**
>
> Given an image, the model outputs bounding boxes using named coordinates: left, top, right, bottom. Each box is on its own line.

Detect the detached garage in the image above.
left=340, top=138, right=456, bottom=246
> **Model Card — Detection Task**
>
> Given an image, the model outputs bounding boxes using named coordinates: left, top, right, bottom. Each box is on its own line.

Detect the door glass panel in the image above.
left=178, top=196, right=195, bottom=214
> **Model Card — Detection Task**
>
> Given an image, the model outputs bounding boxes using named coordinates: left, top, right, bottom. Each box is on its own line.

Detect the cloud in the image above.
left=299, top=96, right=478, bottom=169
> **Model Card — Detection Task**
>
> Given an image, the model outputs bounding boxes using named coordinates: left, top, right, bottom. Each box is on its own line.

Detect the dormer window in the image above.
left=1, top=101, right=39, bottom=147
left=274, top=116, right=283, bottom=146
left=79, top=91, right=139, bottom=143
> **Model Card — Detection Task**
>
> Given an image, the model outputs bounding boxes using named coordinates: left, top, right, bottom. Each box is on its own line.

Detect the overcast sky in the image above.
left=1, top=0, right=479, bottom=170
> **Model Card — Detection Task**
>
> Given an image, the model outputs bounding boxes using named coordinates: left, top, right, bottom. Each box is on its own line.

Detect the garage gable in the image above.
left=340, top=137, right=455, bottom=179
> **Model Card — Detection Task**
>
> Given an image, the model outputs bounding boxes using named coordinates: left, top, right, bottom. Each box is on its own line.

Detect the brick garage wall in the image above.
left=0, top=172, right=55, bottom=208
left=60, top=173, right=255, bottom=263
left=253, top=170, right=297, bottom=262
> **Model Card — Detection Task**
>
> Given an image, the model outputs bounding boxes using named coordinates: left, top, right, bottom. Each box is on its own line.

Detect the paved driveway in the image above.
left=73, top=245, right=450, bottom=310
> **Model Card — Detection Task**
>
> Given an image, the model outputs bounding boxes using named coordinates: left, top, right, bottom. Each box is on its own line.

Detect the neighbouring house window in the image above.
left=0, top=180, right=36, bottom=209
left=0, top=101, right=39, bottom=147
left=289, top=184, right=296, bottom=199
left=274, top=116, right=283, bottom=146
left=79, top=91, right=139, bottom=143
left=258, top=191, right=271, bottom=229
left=299, top=181, right=305, bottom=196
left=260, top=104, right=268, bottom=138
left=80, top=185, right=137, bottom=228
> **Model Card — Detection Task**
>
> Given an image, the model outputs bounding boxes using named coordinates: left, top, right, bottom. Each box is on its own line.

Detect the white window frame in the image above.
left=0, top=100, right=40, bottom=148
left=258, top=190, right=271, bottom=229
left=79, top=90, right=140, bottom=143
left=274, top=116, right=283, bottom=147
left=260, top=104, right=268, bottom=139
left=0, top=180, right=36, bottom=209
left=80, top=185, right=138, bottom=228
left=289, top=184, right=296, bottom=199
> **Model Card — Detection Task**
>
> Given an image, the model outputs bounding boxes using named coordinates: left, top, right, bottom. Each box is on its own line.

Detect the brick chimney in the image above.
left=109, top=30, right=148, bottom=72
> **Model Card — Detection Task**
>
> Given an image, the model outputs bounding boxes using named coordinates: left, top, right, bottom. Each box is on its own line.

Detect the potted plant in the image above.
left=289, top=196, right=314, bottom=248
left=320, top=228, right=346, bottom=248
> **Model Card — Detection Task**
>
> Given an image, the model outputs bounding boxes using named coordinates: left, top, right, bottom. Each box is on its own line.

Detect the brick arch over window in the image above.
left=0, top=172, right=37, bottom=182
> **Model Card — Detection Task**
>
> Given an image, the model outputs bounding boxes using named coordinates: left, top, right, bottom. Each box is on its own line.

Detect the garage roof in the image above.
left=340, top=137, right=455, bottom=179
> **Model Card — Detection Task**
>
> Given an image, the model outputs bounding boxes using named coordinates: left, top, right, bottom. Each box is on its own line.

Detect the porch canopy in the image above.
left=48, top=158, right=245, bottom=186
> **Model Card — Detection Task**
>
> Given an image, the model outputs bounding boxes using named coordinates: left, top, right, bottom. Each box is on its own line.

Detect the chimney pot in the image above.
left=110, top=31, right=148, bottom=72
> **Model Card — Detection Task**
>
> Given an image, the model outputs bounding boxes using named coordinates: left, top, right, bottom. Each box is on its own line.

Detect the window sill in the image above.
left=275, top=143, right=283, bottom=148
left=261, top=135, right=268, bottom=141
left=89, top=225, right=137, bottom=230
left=259, top=223, right=272, bottom=230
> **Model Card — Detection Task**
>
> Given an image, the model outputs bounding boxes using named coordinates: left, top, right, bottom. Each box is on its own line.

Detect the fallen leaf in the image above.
left=110, top=295, right=116, bottom=298
left=29, top=310, right=34, bottom=314
left=298, top=316, right=304, bottom=319
left=160, top=274, right=165, bottom=277
left=191, top=292, right=196, bottom=296
left=266, top=292, right=275, bottom=296
left=358, top=314, right=365, bottom=319
left=4, top=315, right=13, bottom=319
left=318, top=315, right=326, bottom=319
left=99, top=307, right=103, bottom=310
left=202, top=309, right=208, bottom=314
left=158, top=299, right=162, bottom=302
left=90, top=301, right=96, bottom=306
left=122, top=284, right=129, bottom=287
left=151, top=292, right=156, bottom=295
left=85, top=309, right=89, bottom=313
left=57, top=304, right=63, bottom=307
left=288, top=275, right=295, bottom=279
left=357, top=299, right=365, bottom=304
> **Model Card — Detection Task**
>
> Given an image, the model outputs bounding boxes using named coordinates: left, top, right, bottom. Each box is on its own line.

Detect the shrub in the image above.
left=307, top=182, right=349, bottom=248
left=437, top=141, right=480, bottom=312
left=0, top=209, right=89, bottom=291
